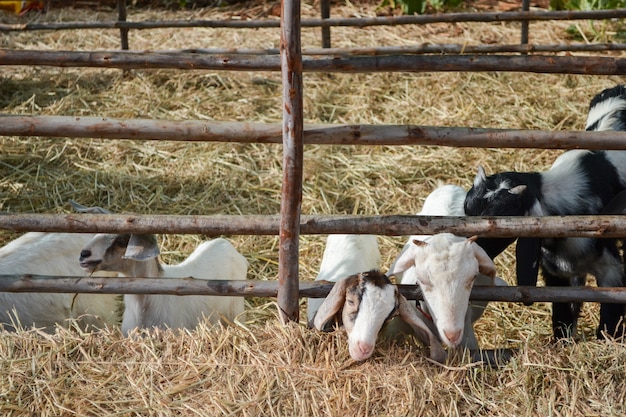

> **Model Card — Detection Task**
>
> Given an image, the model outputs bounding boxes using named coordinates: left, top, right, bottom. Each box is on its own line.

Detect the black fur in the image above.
left=464, top=86, right=626, bottom=340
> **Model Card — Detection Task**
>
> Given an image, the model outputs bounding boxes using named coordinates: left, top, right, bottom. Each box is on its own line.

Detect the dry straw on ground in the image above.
left=1, top=1, right=626, bottom=415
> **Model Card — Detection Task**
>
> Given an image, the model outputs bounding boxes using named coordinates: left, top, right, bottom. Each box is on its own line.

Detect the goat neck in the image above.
left=119, top=258, right=163, bottom=279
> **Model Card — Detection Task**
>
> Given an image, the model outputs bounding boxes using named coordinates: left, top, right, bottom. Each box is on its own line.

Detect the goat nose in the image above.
left=443, top=329, right=462, bottom=345
left=357, top=341, right=374, bottom=356
left=79, top=249, right=91, bottom=259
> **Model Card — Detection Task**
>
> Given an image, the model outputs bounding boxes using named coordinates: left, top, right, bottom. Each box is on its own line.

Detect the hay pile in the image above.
left=1, top=1, right=626, bottom=415
left=2, top=319, right=626, bottom=416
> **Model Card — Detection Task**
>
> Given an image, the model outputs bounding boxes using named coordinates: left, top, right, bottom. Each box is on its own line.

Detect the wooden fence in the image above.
left=2, top=1, right=626, bottom=323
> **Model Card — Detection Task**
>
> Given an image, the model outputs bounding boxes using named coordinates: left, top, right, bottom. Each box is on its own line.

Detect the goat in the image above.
left=463, top=85, right=626, bottom=340
left=0, top=202, right=120, bottom=332
left=388, top=185, right=506, bottom=350
left=390, top=184, right=467, bottom=284
left=389, top=233, right=506, bottom=350
left=307, top=234, right=382, bottom=323
left=79, top=233, right=247, bottom=335
left=308, top=234, right=445, bottom=362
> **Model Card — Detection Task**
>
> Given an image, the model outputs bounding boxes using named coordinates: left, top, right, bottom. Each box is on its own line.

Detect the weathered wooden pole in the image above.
left=278, top=0, right=304, bottom=323
left=118, top=0, right=129, bottom=50
left=2, top=9, right=626, bottom=32
left=10, top=115, right=626, bottom=149
left=521, top=0, right=530, bottom=54
left=1, top=213, right=626, bottom=238
left=6, top=50, right=626, bottom=75
left=320, top=0, right=331, bottom=48
left=3, top=275, right=626, bottom=305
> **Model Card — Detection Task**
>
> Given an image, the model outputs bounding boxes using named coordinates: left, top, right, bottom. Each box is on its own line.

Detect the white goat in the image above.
left=0, top=232, right=121, bottom=332
left=309, top=234, right=445, bottom=362
left=79, top=233, right=247, bottom=335
left=0, top=201, right=120, bottom=333
left=388, top=185, right=506, bottom=350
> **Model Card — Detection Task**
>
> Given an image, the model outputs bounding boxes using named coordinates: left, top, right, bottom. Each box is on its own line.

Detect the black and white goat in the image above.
left=308, top=234, right=445, bottom=362
left=464, top=85, right=626, bottom=340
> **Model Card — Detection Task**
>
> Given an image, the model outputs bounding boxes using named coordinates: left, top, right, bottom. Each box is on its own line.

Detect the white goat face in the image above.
left=79, top=233, right=161, bottom=275
left=311, top=270, right=447, bottom=363
left=79, top=234, right=137, bottom=274
left=343, top=274, right=398, bottom=361
left=312, top=271, right=399, bottom=361
left=389, top=234, right=496, bottom=348
left=412, top=238, right=478, bottom=346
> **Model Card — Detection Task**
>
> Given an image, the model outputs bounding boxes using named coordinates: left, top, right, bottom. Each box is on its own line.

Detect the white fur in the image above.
left=604, top=152, right=626, bottom=188
left=307, top=234, right=381, bottom=322
left=414, top=184, right=466, bottom=230
left=79, top=235, right=247, bottom=335
left=585, top=89, right=626, bottom=185
left=392, top=184, right=466, bottom=281
left=389, top=233, right=503, bottom=349
left=0, top=232, right=120, bottom=332
left=585, top=95, right=626, bottom=132
left=348, top=282, right=396, bottom=361
left=309, top=235, right=446, bottom=362
left=541, top=150, right=600, bottom=215
left=388, top=185, right=504, bottom=350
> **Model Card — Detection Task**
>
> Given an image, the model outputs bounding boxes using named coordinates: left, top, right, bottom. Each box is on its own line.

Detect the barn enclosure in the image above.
left=3, top=1, right=626, bottom=317
left=2, top=1, right=626, bottom=415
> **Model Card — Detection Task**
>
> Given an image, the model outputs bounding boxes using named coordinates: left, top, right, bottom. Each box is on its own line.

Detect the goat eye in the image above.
left=346, top=299, right=355, bottom=307
left=114, top=235, right=130, bottom=247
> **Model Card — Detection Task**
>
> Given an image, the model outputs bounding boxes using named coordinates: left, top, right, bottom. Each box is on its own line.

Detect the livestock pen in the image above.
left=1, top=1, right=626, bottom=415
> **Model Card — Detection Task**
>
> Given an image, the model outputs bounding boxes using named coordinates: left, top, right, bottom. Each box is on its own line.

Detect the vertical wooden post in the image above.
left=278, top=0, right=304, bottom=323
left=321, top=0, right=331, bottom=48
left=520, top=0, right=530, bottom=51
left=118, top=0, right=129, bottom=50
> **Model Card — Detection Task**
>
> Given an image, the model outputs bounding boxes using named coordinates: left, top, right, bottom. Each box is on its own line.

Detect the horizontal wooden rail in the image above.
left=180, top=43, right=626, bottom=56
left=3, top=50, right=626, bottom=75
left=5, top=115, right=626, bottom=149
left=1, top=9, right=625, bottom=32
left=0, top=213, right=625, bottom=237
left=0, top=274, right=625, bottom=303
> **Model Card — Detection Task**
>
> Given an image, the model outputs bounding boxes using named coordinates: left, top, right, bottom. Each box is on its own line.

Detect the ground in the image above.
left=1, top=1, right=626, bottom=416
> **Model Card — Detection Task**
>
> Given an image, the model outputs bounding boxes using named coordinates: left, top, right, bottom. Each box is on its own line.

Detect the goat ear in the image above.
left=515, top=238, right=542, bottom=306
left=311, top=276, right=351, bottom=331
left=124, top=234, right=160, bottom=261
left=508, top=185, right=527, bottom=195
left=69, top=200, right=112, bottom=214
left=468, top=237, right=497, bottom=278
left=473, top=165, right=488, bottom=188
left=387, top=244, right=419, bottom=276
left=397, top=294, right=446, bottom=363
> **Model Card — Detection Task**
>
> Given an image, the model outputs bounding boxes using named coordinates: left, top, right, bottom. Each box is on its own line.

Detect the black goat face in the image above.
left=464, top=166, right=534, bottom=217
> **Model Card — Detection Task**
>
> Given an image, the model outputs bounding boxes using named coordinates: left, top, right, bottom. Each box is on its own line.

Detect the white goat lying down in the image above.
left=79, top=233, right=247, bottom=335
left=388, top=185, right=507, bottom=351
left=0, top=201, right=120, bottom=333
left=308, top=234, right=445, bottom=362
left=0, top=232, right=120, bottom=333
